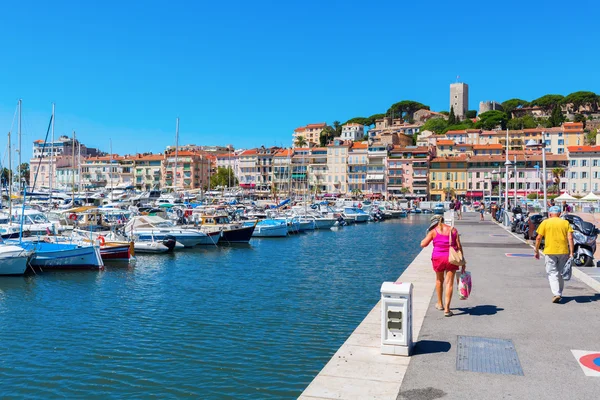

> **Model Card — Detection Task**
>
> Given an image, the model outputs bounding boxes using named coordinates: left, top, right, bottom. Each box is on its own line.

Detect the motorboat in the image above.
left=191, top=212, right=255, bottom=244
left=0, top=209, right=57, bottom=238
left=15, top=241, right=104, bottom=270
left=245, top=219, right=288, bottom=237
left=124, top=215, right=217, bottom=247
left=0, top=244, right=31, bottom=275
left=433, top=204, right=445, bottom=215
left=343, top=207, right=370, bottom=223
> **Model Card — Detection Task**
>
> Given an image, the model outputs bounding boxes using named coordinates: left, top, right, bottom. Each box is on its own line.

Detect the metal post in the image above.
left=542, top=144, right=547, bottom=214
left=514, top=155, right=517, bottom=206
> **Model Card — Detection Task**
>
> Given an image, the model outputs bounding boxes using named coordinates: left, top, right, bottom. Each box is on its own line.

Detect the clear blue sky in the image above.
left=1, top=0, right=598, bottom=163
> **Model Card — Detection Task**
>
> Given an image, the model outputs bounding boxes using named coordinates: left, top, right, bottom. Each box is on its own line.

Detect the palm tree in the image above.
left=400, top=187, right=410, bottom=198
left=443, top=186, right=456, bottom=200
left=351, top=188, right=363, bottom=199
left=552, top=167, right=564, bottom=194
left=333, top=121, right=342, bottom=136
left=294, top=135, right=307, bottom=148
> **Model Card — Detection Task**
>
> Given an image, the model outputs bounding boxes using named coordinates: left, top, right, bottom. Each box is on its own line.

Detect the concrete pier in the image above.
left=301, top=212, right=600, bottom=399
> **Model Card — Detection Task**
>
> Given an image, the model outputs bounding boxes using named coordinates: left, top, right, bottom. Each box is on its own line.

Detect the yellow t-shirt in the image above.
left=536, top=217, right=573, bottom=255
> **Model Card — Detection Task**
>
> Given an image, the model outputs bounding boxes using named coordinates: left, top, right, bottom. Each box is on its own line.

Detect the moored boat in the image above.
left=0, top=244, right=31, bottom=275
left=247, top=219, right=288, bottom=237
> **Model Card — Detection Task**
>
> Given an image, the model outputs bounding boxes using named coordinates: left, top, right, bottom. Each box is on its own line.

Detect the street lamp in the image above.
left=505, top=159, right=513, bottom=209
left=526, top=139, right=547, bottom=214
left=492, top=169, right=498, bottom=202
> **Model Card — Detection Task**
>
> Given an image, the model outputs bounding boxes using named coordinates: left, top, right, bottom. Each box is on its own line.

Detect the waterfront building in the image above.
left=291, top=148, right=310, bottom=195
left=566, top=145, right=600, bottom=194
left=366, top=142, right=388, bottom=196
left=450, top=82, right=469, bottom=120
left=308, top=147, right=328, bottom=194
left=326, top=139, right=350, bottom=194
left=55, top=164, right=79, bottom=190
left=216, top=152, right=240, bottom=178
left=238, top=149, right=259, bottom=189
left=387, top=146, right=430, bottom=199
left=32, top=135, right=100, bottom=159
left=80, top=155, right=125, bottom=189
left=132, top=153, right=164, bottom=190
left=293, top=123, right=327, bottom=147
left=429, top=155, right=469, bottom=200
left=30, top=155, right=75, bottom=191
left=341, top=123, right=364, bottom=141
left=347, top=142, right=368, bottom=193
left=163, top=150, right=211, bottom=190
left=272, top=148, right=292, bottom=196
left=435, top=140, right=458, bottom=157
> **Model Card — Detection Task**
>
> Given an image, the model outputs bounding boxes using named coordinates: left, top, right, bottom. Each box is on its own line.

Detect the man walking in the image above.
left=454, top=198, right=462, bottom=220
left=534, top=206, right=574, bottom=303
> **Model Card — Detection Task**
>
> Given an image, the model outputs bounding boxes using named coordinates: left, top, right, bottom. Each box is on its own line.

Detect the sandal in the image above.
left=435, top=305, right=444, bottom=311
left=444, top=311, right=454, bottom=317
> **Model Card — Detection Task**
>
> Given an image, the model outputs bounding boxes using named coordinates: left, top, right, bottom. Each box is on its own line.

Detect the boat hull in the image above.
left=313, top=219, right=336, bottom=230
left=100, top=244, right=131, bottom=261
left=29, top=244, right=104, bottom=270
left=253, top=224, right=288, bottom=237
left=134, top=231, right=216, bottom=247
left=220, top=225, right=255, bottom=244
left=134, top=241, right=170, bottom=253
left=0, top=249, right=29, bottom=275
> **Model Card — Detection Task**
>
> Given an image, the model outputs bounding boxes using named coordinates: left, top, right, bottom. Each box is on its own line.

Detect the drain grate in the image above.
left=456, top=336, right=524, bottom=376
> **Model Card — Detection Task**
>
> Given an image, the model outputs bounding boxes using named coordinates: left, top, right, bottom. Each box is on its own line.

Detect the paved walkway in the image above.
left=398, top=212, right=600, bottom=399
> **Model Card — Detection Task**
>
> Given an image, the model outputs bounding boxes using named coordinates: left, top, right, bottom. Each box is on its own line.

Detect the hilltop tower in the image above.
left=450, top=82, right=469, bottom=120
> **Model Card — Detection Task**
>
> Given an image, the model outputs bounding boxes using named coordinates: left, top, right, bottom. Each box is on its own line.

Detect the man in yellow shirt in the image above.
left=535, top=206, right=574, bottom=303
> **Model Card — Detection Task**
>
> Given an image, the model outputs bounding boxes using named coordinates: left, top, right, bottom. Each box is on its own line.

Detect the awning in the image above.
left=239, top=183, right=256, bottom=188
left=466, top=191, right=484, bottom=196
left=366, top=174, right=385, bottom=181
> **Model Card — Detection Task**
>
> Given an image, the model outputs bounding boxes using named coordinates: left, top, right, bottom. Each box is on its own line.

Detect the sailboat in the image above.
left=0, top=243, right=31, bottom=275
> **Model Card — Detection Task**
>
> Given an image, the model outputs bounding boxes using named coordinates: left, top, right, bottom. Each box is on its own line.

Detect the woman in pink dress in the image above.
left=420, top=215, right=465, bottom=317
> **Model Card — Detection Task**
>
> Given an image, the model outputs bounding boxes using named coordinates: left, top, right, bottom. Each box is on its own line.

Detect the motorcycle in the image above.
left=524, top=213, right=546, bottom=246
left=511, top=206, right=524, bottom=233
left=563, top=214, right=599, bottom=267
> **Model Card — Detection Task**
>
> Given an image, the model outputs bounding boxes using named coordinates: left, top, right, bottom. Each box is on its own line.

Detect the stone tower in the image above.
left=450, top=82, right=469, bottom=120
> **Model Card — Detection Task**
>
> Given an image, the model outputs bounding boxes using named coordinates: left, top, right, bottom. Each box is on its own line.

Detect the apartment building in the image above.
left=366, top=142, right=387, bottom=194
left=163, top=151, right=211, bottom=190
left=566, top=145, right=600, bottom=194
left=387, top=146, right=430, bottom=199
left=238, top=149, right=258, bottom=189
left=326, top=139, right=350, bottom=194
left=429, top=155, right=469, bottom=200
left=293, top=123, right=327, bottom=147
left=308, top=147, right=328, bottom=193
left=132, top=154, right=164, bottom=190
left=272, top=149, right=292, bottom=195
left=30, top=155, right=76, bottom=191
left=347, top=142, right=368, bottom=192
left=341, top=123, right=364, bottom=141
left=291, top=148, right=310, bottom=194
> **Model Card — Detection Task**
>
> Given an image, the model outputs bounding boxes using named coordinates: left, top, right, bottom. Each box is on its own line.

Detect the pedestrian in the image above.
left=479, top=204, right=485, bottom=221
left=421, top=215, right=466, bottom=317
left=454, top=198, right=462, bottom=220
left=534, top=205, right=574, bottom=303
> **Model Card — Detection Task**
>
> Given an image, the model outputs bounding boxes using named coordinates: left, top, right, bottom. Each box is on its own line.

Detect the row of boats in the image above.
left=0, top=192, right=416, bottom=276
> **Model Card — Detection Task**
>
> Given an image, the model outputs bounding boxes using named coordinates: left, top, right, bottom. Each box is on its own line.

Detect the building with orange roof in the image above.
left=293, top=123, right=327, bottom=148
left=308, top=147, right=328, bottom=193
left=238, top=146, right=280, bottom=191
left=566, top=145, right=600, bottom=194
left=162, top=150, right=211, bottom=190
left=387, top=146, right=431, bottom=199
left=326, top=138, right=351, bottom=194
left=473, top=143, right=503, bottom=156
left=348, top=142, right=368, bottom=192
left=429, top=155, right=469, bottom=200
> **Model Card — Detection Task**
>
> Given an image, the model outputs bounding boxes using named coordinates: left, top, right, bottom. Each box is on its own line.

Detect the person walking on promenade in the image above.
left=454, top=198, right=462, bottom=220
left=534, top=205, right=574, bottom=303
left=421, top=215, right=465, bottom=317
left=479, top=203, right=485, bottom=221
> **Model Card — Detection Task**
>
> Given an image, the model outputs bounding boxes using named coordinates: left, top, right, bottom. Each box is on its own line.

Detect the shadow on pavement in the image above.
left=453, top=304, right=504, bottom=316
left=561, top=294, right=600, bottom=304
left=413, top=340, right=451, bottom=355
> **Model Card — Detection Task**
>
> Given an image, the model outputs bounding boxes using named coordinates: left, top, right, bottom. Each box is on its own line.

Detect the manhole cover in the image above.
left=457, top=336, right=523, bottom=376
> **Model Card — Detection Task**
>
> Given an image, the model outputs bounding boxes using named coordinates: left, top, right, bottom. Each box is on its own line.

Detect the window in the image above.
left=476, top=172, right=480, bottom=178
left=582, top=160, right=588, bottom=167
left=571, top=172, right=577, bottom=179
left=558, top=139, right=564, bottom=145
left=572, top=183, right=577, bottom=192
left=571, top=160, right=577, bottom=167
left=583, top=183, right=588, bottom=191
left=594, top=160, right=599, bottom=167
left=518, top=172, right=525, bottom=178
left=558, top=148, right=564, bottom=154
left=582, top=172, right=588, bottom=179
left=475, top=182, right=480, bottom=189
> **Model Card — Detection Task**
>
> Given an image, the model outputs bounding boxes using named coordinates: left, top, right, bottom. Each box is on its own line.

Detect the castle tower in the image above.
left=450, top=82, right=469, bottom=120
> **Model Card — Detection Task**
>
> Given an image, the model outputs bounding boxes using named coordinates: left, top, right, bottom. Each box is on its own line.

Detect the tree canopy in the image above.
left=210, top=167, right=238, bottom=188
left=475, top=110, right=507, bottom=130
left=529, top=94, right=564, bottom=110
left=465, top=110, right=477, bottom=119
left=319, top=126, right=336, bottom=146
left=420, top=118, right=448, bottom=134
left=387, top=100, right=429, bottom=122
left=506, top=114, right=537, bottom=130
left=562, top=91, right=599, bottom=111
left=548, top=105, right=565, bottom=127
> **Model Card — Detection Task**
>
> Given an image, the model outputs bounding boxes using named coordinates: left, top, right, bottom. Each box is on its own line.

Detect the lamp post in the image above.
left=527, top=139, right=547, bottom=214
left=513, top=154, right=517, bottom=206
left=492, top=169, right=498, bottom=202
left=505, top=159, right=513, bottom=209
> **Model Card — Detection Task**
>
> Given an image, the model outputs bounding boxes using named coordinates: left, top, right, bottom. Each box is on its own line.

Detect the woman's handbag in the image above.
left=448, top=228, right=466, bottom=266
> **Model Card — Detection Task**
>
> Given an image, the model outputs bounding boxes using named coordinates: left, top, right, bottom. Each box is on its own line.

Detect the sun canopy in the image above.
left=581, top=192, right=600, bottom=201
left=555, top=192, right=577, bottom=201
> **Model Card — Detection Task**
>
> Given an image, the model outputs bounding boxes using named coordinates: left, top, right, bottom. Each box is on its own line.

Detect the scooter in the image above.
left=511, top=207, right=524, bottom=233
left=563, top=214, right=599, bottom=267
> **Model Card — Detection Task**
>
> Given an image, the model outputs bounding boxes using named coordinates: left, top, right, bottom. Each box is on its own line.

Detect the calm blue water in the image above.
left=0, top=216, right=429, bottom=399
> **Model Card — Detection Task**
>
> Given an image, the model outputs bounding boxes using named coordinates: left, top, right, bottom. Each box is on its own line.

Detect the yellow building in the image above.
left=429, top=155, right=469, bottom=200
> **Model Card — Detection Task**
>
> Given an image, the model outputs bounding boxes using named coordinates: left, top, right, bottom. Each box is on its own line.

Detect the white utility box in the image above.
left=380, top=281, right=413, bottom=356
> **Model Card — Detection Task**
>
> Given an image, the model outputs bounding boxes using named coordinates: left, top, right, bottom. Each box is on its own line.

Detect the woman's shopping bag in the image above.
left=457, top=271, right=472, bottom=300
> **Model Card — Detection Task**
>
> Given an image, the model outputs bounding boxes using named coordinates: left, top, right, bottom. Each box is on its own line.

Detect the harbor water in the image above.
left=0, top=216, right=429, bottom=398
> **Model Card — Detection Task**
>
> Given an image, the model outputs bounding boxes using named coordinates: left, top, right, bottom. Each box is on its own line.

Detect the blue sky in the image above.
left=1, top=0, right=598, bottom=163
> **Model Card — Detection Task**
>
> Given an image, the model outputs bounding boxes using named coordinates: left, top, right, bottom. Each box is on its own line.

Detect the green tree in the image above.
left=400, top=187, right=410, bottom=197
left=585, top=129, right=597, bottom=145
left=448, top=106, right=457, bottom=125
left=573, top=113, right=587, bottom=129
left=465, top=110, right=477, bottom=119
left=507, top=114, right=537, bottom=130
left=387, top=100, right=429, bottom=122
left=420, top=118, right=448, bottom=134
left=17, top=163, right=30, bottom=185
left=475, top=110, right=507, bottom=130
left=548, top=106, right=565, bottom=127
left=332, top=120, right=342, bottom=136
left=319, top=126, right=336, bottom=146
left=530, top=94, right=564, bottom=111
left=1, top=167, right=12, bottom=186
left=294, top=135, right=308, bottom=148
left=210, top=167, right=238, bottom=188
left=439, top=111, right=450, bottom=116
left=442, top=121, right=475, bottom=134
left=562, top=91, right=599, bottom=112
left=344, top=117, right=370, bottom=126
left=365, top=113, right=386, bottom=126
left=501, top=98, right=530, bottom=118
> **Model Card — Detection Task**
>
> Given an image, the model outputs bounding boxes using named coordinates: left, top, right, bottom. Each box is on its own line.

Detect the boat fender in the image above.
left=176, top=208, right=184, bottom=218
left=69, top=213, right=78, bottom=221
left=358, top=203, right=362, bottom=208
left=98, top=235, right=106, bottom=246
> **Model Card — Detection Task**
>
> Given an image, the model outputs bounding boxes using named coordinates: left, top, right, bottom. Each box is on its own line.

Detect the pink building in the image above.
left=387, top=145, right=431, bottom=199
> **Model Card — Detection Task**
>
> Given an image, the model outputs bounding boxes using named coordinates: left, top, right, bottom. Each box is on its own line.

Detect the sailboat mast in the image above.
left=78, top=142, right=82, bottom=193
left=17, top=99, right=21, bottom=192
left=71, top=131, right=76, bottom=203
left=174, top=117, right=179, bottom=189
left=8, top=132, right=12, bottom=217
left=109, top=139, right=113, bottom=200
left=49, top=103, right=55, bottom=198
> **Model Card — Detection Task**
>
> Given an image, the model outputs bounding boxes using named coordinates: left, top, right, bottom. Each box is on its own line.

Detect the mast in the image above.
left=78, top=142, right=82, bottom=193
left=49, top=103, right=55, bottom=198
left=174, top=117, right=179, bottom=189
left=8, top=132, right=12, bottom=218
left=109, top=139, right=113, bottom=200
left=71, top=131, right=76, bottom=203
left=17, top=99, right=21, bottom=192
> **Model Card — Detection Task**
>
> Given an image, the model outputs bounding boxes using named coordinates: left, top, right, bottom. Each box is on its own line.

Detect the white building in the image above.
left=567, top=145, right=600, bottom=195
left=341, top=123, right=364, bottom=141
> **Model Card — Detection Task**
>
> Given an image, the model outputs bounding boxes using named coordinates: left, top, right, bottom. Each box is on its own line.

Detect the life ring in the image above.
left=98, top=235, right=106, bottom=246
left=69, top=213, right=78, bottom=221
left=358, top=203, right=362, bottom=209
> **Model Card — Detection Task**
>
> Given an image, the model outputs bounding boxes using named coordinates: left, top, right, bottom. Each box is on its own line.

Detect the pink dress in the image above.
left=431, top=228, right=459, bottom=272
